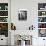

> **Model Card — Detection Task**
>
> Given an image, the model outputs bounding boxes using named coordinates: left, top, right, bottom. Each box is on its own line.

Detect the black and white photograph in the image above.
left=18, top=10, right=27, bottom=21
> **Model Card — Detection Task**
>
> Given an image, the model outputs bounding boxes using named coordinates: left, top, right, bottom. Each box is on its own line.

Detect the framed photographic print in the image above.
left=18, top=9, right=27, bottom=21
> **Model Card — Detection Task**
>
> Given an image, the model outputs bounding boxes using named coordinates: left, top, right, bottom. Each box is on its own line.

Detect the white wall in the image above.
left=11, top=0, right=38, bottom=30
left=11, top=0, right=46, bottom=46
left=11, top=0, right=46, bottom=30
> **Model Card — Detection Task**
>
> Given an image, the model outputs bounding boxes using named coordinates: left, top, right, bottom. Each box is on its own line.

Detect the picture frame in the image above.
left=18, top=9, right=27, bottom=21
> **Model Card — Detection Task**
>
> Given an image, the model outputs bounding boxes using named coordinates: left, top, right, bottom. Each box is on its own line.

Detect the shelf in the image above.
left=38, top=10, right=46, bottom=11
left=0, top=3, right=8, bottom=37
left=38, top=3, right=46, bottom=37
left=38, top=16, right=46, bottom=17
left=38, top=28, right=46, bottom=29
left=0, top=16, right=8, bottom=17
left=0, top=10, right=8, bottom=11
left=0, top=22, right=8, bottom=23
left=38, top=22, right=46, bottom=23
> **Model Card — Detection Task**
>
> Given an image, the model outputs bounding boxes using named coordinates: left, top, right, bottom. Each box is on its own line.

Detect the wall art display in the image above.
left=38, top=29, right=46, bottom=37
left=18, top=9, right=27, bottom=21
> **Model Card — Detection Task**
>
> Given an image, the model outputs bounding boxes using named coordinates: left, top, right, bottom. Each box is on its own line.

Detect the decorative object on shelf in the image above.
left=0, top=23, right=8, bottom=37
left=18, top=9, right=27, bottom=21
left=40, top=8, right=45, bottom=10
left=0, top=23, right=8, bottom=30
left=29, top=25, right=35, bottom=30
left=45, top=6, right=46, bottom=9
left=42, top=11, right=46, bottom=16
left=5, top=6, right=8, bottom=10
left=38, top=17, right=46, bottom=22
left=42, top=12, right=45, bottom=15
left=38, top=17, right=43, bottom=22
left=0, top=3, right=8, bottom=10
left=11, top=23, right=16, bottom=30
left=38, top=11, right=46, bottom=16
left=43, top=39, right=45, bottom=40
left=0, top=17, right=8, bottom=22
left=0, top=6, right=1, bottom=10
left=39, top=29, right=46, bottom=37
left=0, top=11, right=8, bottom=16
left=38, top=23, right=46, bottom=28
left=38, top=3, right=46, bottom=10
